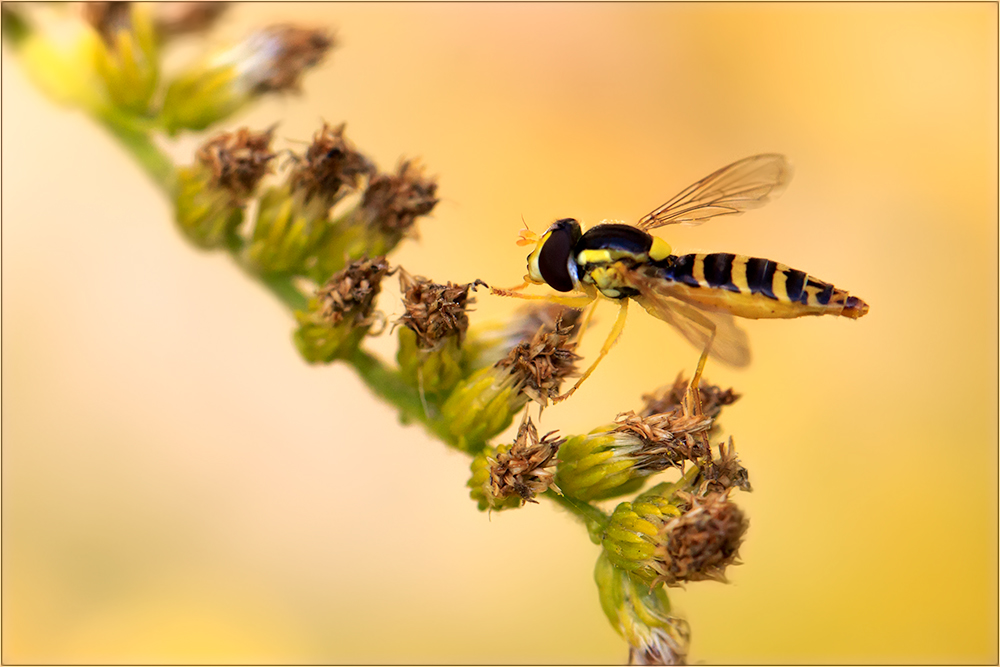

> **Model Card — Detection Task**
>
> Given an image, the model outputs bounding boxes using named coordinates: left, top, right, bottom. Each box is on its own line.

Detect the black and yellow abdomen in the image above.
left=649, top=253, right=869, bottom=320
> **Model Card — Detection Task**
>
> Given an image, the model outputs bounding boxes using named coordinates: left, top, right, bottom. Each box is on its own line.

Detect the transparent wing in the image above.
left=621, top=269, right=752, bottom=367
left=636, top=154, right=791, bottom=231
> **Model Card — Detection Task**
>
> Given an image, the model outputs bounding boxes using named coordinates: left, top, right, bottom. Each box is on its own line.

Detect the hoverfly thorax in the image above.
left=526, top=218, right=582, bottom=292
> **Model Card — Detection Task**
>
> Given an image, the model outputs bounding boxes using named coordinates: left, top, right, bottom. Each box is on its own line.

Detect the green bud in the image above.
left=397, top=328, right=464, bottom=397
left=174, top=127, right=275, bottom=249
left=594, top=550, right=689, bottom=665
left=437, top=366, right=526, bottom=454
left=246, top=184, right=330, bottom=274
left=160, top=25, right=333, bottom=134
left=602, top=495, right=682, bottom=584
left=247, top=123, right=373, bottom=277
left=556, top=408, right=713, bottom=502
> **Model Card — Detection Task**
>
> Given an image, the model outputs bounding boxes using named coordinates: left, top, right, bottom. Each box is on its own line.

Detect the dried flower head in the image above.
left=698, top=438, right=752, bottom=494
left=195, top=127, right=275, bottom=204
left=495, top=319, right=580, bottom=406
left=81, top=2, right=131, bottom=46
left=293, top=256, right=393, bottom=364
left=396, top=271, right=485, bottom=350
left=316, top=256, right=392, bottom=327
left=487, top=418, right=563, bottom=506
left=244, top=25, right=334, bottom=94
left=291, top=122, right=374, bottom=204
left=641, top=373, right=741, bottom=421
left=154, top=2, right=229, bottom=37
left=161, top=24, right=334, bottom=134
left=653, top=492, right=748, bottom=587
left=464, top=303, right=582, bottom=371
left=361, top=160, right=439, bottom=236
left=612, top=410, right=714, bottom=472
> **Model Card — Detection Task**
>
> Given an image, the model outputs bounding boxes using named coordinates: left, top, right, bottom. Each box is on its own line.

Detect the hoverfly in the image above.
left=492, top=154, right=869, bottom=402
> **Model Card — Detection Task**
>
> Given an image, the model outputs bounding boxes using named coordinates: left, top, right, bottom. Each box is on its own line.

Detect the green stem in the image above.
left=645, top=465, right=701, bottom=499
left=95, top=109, right=176, bottom=193
left=546, top=490, right=609, bottom=535
left=347, top=347, right=436, bottom=430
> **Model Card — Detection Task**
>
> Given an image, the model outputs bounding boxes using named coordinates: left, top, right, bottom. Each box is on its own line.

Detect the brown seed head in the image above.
left=251, top=25, right=335, bottom=94
left=653, top=492, right=748, bottom=587
left=154, top=2, right=229, bottom=37
left=488, top=418, right=563, bottom=505
left=641, top=373, right=740, bottom=421
left=362, top=160, right=439, bottom=236
left=291, top=122, right=374, bottom=204
left=628, top=620, right=691, bottom=666
left=82, top=2, right=132, bottom=46
left=316, top=256, right=392, bottom=327
left=495, top=319, right=580, bottom=407
left=196, top=127, right=276, bottom=203
left=507, top=304, right=582, bottom=344
left=396, top=271, right=485, bottom=350
left=612, top=410, right=714, bottom=472
left=698, top=438, right=752, bottom=494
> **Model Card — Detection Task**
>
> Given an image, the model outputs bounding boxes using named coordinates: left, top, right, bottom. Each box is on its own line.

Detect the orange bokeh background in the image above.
left=3, top=3, right=996, bottom=663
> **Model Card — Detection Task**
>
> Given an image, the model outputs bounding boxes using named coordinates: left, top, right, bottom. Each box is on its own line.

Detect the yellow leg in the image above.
left=574, top=299, right=600, bottom=347
left=685, top=324, right=717, bottom=417
left=490, top=286, right=596, bottom=310
left=555, top=298, right=629, bottom=403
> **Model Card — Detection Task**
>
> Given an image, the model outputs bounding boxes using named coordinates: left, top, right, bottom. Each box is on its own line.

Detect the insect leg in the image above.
left=555, top=298, right=629, bottom=403
left=574, top=299, right=600, bottom=346
left=683, top=325, right=717, bottom=415
left=490, top=287, right=596, bottom=310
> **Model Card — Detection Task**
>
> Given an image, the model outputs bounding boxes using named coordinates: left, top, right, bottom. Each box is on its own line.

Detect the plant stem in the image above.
left=347, top=347, right=441, bottom=430
left=546, top=490, right=609, bottom=534
left=95, top=110, right=176, bottom=193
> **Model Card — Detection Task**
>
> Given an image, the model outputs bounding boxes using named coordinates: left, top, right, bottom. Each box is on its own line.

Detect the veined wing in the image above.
left=622, top=269, right=752, bottom=367
left=636, top=154, right=791, bottom=231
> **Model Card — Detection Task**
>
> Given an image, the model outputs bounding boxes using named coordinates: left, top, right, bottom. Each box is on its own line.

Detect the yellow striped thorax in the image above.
left=525, top=219, right=672, bottom=296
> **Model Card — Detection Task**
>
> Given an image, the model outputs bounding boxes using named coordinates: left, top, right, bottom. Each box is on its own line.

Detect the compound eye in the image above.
left=537, top=222, right=576, bottom=292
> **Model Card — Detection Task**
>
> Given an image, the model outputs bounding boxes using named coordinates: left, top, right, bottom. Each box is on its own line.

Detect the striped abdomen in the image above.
left=652, top=253, right=869, bottom=320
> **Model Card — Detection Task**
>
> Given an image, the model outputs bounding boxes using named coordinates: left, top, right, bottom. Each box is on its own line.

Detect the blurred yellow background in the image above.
left=2, top=3, right=996, bottom=663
